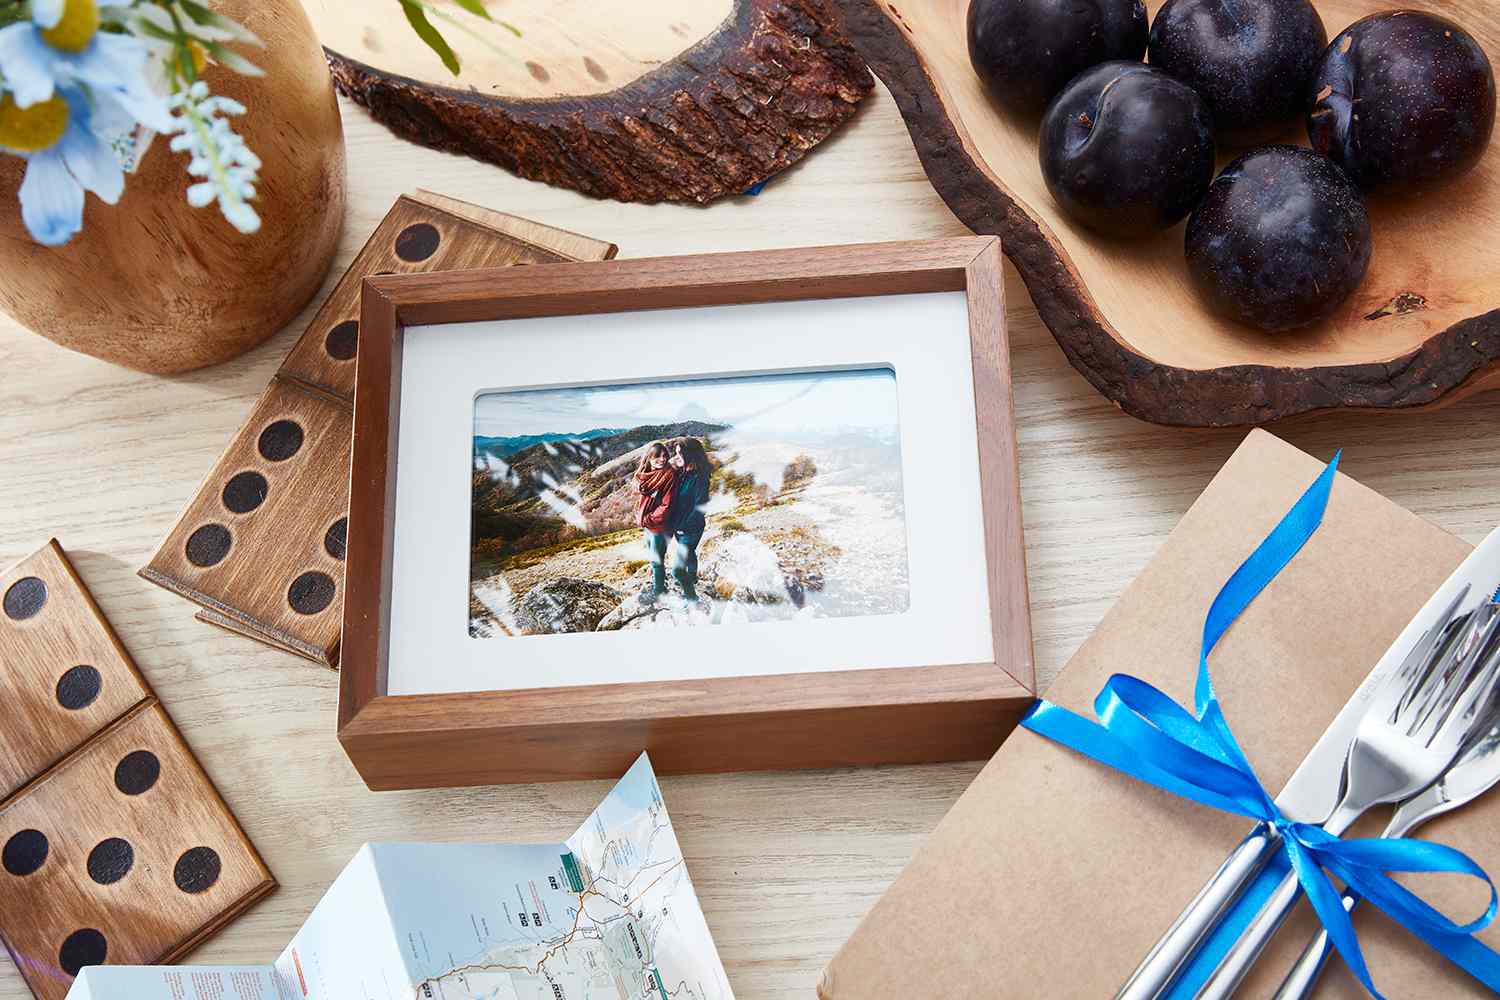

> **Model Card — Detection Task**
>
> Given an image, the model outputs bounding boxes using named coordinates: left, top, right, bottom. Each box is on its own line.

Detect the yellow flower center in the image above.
left=40, top=0, right=100, bottom=53
left=0, top=93, right=69, bottom=153
left=188, top=40, right=208, bottom=76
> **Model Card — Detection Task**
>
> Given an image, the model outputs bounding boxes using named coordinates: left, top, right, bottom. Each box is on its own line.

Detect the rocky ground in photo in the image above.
left=469, top=469, right=909, bottom=638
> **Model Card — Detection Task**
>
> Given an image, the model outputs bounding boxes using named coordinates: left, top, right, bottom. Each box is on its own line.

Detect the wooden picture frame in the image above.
left=338, top=238, right=1034, bottom=789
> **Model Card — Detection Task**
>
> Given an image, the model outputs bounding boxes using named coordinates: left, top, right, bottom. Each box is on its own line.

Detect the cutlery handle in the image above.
left=1115, top=825, right=1280, bottom=1000
left=1194, top=869, right=1304, bottom=999
left=1270, top=894, right=1356, bottom=1000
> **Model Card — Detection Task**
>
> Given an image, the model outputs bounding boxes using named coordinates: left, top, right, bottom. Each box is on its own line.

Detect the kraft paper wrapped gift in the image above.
left=820, top=429, right=1500, bottom=999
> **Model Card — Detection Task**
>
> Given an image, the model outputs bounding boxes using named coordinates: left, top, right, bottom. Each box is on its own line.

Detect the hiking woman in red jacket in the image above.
left=633, top=441, right=677, bottom=602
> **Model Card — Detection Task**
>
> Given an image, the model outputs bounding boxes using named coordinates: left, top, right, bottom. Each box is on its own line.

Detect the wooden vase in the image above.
left=0, top=0, right=346, bottom=374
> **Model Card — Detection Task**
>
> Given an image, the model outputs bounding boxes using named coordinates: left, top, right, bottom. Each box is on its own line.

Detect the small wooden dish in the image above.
left=836, top=0, right=1500, bottom=426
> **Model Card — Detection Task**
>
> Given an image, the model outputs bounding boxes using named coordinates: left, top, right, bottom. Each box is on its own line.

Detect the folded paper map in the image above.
left=68, top=755, right=732, bottom=1000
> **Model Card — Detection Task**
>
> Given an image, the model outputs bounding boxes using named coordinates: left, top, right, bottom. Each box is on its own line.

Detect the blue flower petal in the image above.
left=31, top=0, right=65, bottom=30
left=92, top=85, right=173, bottom=137
left=19, top=147, right=84, bottom=245
left=71, top=33, right=173, bottom=132
left=58, top=120, right=122, bottom=203
left=0, top=24, right=60, bottom=107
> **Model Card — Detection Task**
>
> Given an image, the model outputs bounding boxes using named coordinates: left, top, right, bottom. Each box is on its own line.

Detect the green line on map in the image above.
left=653, top=968, right=668, bottom=999
left=560, top=852, right=585, bottom=893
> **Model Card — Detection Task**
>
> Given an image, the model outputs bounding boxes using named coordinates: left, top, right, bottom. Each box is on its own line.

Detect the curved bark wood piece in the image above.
left=309, top=0, right=874, bottom=204
left=836, top=0, right=1500, bottom=427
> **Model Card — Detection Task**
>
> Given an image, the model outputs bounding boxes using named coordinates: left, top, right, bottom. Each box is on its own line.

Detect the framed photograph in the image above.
left=339, top=238, right=1033, bottom=788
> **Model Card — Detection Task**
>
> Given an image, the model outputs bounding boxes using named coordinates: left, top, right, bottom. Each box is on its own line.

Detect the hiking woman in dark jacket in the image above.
left=668, top=437, right=713, bottom=602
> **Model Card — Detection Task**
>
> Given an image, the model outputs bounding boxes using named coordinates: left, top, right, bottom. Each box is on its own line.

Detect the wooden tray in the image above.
left=835, top=0, right=1500, bottom=426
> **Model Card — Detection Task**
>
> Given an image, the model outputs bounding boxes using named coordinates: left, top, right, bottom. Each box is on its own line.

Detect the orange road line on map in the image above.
left=412, top=860, right=687, bottom=997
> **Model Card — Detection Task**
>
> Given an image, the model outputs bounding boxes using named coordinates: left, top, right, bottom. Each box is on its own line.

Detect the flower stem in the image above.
left=163, top=2, right=254, bottom=229
left=0, top=0, right=28, bottom=31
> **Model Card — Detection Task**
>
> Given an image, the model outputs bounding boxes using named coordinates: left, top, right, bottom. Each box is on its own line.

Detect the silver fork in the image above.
left=1194, top=605, right=1500, bottom=999
left=1273, top=693, right=1500, bottom=999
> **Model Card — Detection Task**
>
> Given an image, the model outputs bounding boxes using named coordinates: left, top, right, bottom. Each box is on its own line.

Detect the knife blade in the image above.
left=1117, top=523, right=1500, bottom=1000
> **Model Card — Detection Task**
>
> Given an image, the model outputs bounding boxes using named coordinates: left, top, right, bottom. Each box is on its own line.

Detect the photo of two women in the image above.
left=633, top=436, right=711, bottom=608
left=469, top=369, right=910, bottom=638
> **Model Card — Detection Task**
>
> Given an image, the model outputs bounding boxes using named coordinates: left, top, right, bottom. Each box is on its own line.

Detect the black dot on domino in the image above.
left=185, top=524, right=232, bottom=567
left=174, top=846, right=221, bottom=893
left=395, top=222, right=441, bottom=262
left=288, top=571, right=336, bottom=615
left=324, top=518, right=348, bottom=561
left=2, top=829, right=48, bottom=876
left=325, top=320, right=359, bottom=361
left=114, top=749, right=160, bottom=796
left=55, top=665, right=102, bottom=710
left=258, top=420, right=304, bottom=462
left=222, top=471, right=269, bottom=514
left=58, top=928, right=107, bottom=976
left=87, top=837, right=134, bottom=885
left=3, top=576, right=46, bottom=620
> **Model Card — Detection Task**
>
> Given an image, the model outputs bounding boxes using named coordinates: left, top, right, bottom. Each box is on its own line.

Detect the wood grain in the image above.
left=0, top=543, right=271, bottom=999
left=0, top=703, right=274, bottom=1000
left=344, top=236, right=1032, bottom=787
left=0, top=542, right=150, bottom=800
left=140, top=194, right=617, bottom=666
left=140, top=382, right=352, bottom=664
left=309, top=0, right=874, bottom=204
left=7, top=83, right=1500, bottom=999
left=339, top=663, right=1033, bottom=789
left=0, top=0, right=345, bottom=375
left=836, top=0, right=1500, bottom=426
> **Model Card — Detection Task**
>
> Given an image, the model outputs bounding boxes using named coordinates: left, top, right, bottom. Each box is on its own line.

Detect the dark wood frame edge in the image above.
left=833, top=0, right=1500, bottom=428
left=338, top=238, right=1035, bottom=788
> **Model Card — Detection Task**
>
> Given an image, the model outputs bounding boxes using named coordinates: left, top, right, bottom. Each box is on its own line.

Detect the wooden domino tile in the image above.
left=140, top=383, right=352, bottom=664
left=141, top=191, right=616, bottom=667
left=0, top=542, right=150, bottom=800
left=278, top=191, right=606, bottom=401
left=0, top=702, right=273, bottom=1000
left=0, top=540, right=273, bottom=998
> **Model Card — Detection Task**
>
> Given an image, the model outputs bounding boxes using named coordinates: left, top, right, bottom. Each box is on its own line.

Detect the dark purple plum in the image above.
left=1309, top=11, right=1496, bottom=193
left=1185, top=146, right=1371, bottom=332
left=967, top=0, right=1147, bottom=115
left=1040, top=62, right=1215, bottom=237
left=1148, top=0, right=1326, bottom=136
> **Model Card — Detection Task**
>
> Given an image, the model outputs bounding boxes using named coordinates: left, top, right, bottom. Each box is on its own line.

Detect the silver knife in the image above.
left=1116, top=523, right=1500, bottom=1000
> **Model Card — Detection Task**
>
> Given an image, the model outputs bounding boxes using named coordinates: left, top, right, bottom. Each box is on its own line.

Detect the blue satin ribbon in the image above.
left=1022, top=453, right=1500, bottom=998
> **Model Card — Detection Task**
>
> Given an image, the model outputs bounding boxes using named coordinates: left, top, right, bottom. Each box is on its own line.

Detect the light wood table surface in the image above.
left=4, top=81, right=1500, bottom=999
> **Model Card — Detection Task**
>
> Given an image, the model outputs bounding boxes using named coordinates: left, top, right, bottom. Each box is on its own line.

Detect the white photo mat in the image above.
left=387, top=290, right=994, bottom=696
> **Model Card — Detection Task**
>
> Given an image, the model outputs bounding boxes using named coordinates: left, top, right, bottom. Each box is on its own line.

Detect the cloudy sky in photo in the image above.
left=475, top=368, right=899, bottom=438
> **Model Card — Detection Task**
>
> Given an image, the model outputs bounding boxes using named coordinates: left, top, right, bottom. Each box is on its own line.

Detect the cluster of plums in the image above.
left=967, top=0, right=1497, bottom=332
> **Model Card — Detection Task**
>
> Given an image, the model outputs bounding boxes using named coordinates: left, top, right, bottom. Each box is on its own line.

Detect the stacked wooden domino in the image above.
left=139, top=191, right=617, bottom=666
left=0, top=541, right=274, bottom=1000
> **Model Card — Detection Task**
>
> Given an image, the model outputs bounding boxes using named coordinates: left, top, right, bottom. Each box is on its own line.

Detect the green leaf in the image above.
left=450, top=0, right=491, bottom=21
left=399, top=0, right=460, bottom=75
left=203, top=40, right=264, bottom=77
left=178, top=0, right=263, bottom=45
left=131, top=17, right=179, bottom=43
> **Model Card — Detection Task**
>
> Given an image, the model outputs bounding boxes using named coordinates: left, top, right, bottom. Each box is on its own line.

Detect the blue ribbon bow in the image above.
left=1023, top=454, right=1500, bottom=998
